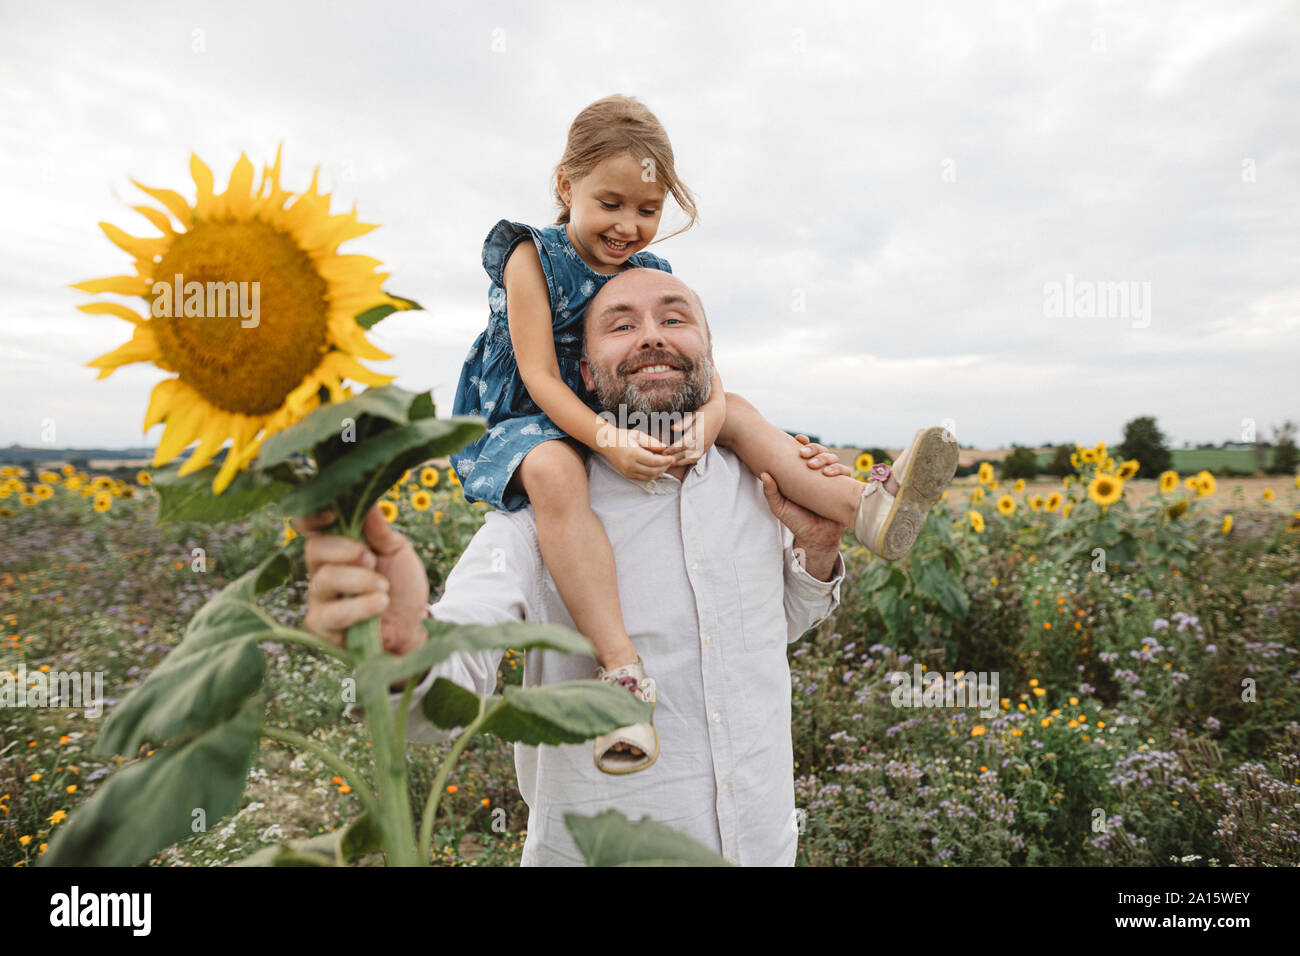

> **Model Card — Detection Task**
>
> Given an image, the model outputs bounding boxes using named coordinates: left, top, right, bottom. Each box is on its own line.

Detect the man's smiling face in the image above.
left=580, top=269, right=713, bottom=418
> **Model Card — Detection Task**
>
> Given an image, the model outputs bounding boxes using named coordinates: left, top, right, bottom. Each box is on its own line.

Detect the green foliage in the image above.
left=564, top=809, right=732, bottom=866
left=1046, top=445, right=1075, bottom=478
left=1268, top=421, right=1297, bottom=476
left=999, top=445, right=1040, bottom=480
left=1118, top=415, right=1173, bottom=477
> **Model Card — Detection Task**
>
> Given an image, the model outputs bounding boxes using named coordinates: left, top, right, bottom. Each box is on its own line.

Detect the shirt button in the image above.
left=726, top=855, right=736, bottom=864
left=702, top=634, right=712, bottom=645
left=643, top=481, right=655, bottom=492
left=689, top=560, right=698, bottom=570
left=721, top=783, right=730, bottom=794
left=712, top=712, right=721, bottom=723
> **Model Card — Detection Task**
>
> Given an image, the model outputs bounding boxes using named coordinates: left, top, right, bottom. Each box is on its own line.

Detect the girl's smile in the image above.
left=558, top=153, right=667, bottom=274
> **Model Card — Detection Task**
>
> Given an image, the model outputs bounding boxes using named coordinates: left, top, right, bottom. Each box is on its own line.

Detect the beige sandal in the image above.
left=593, top=657, right=659, bottom=775
left=853, top=426, right=959, bottom=560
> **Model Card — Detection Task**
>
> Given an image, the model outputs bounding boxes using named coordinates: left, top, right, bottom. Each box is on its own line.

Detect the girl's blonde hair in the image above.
left=552, top=94, right=698, bottom=243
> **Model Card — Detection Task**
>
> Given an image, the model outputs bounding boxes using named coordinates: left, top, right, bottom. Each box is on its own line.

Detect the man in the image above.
left=297, top=268, right=849, bottom=865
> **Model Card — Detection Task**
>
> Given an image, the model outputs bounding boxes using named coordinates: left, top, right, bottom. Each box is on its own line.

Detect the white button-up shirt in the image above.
left=390, top=445, right=845, bottom=866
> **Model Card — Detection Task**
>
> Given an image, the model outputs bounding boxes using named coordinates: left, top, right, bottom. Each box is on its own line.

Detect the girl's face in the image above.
left=557, top=153, right=667, bottom=274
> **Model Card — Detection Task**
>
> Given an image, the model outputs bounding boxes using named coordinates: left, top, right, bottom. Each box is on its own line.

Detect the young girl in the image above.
left=450, top=94, right=958, bottom=775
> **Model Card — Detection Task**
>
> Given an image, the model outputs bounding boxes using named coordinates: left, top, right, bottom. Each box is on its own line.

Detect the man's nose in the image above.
left=634, top=315, right=666, bottom=348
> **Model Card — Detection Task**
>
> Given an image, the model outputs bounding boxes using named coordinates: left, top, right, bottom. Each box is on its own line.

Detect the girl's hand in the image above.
left=596, top=424, right=676, bottom=481
left=794, top=434, right=851, bottom=477
left=665, top=402, right=723, bottom=466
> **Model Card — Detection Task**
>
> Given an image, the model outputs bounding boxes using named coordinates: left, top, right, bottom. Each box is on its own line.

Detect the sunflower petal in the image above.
left=130, top=180, right=192, bottom=226
left=99, top=222, right=167, bottom=263
left=77, top=301, right=147, bottom=326
left=191, top=153, right=217, bottom=218
left=142, top=379, right=184, bottom=432
left=212, top=417, right=259, bottom=494
left=130, top=204, right=176, bottom=237
left=152, top=397, right=205, bottom=466
left=177, top=412, right=230, bottom=475
left=71, top=276, right=150, bottom=296
left=224, top=153, right=255, bottom=219
left=85, top=324, right=159, bottom=379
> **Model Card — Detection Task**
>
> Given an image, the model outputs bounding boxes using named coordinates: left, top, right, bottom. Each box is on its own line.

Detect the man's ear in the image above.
left=579, top=356, right=593, bottom=391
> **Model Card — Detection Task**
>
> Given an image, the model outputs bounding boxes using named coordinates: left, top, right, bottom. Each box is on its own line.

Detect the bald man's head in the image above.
left=578, top=267, right=715, bottom=420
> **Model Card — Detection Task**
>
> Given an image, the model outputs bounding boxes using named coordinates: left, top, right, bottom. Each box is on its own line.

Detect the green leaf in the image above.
left=479, top=681, right=651, bottom=745
left=564, top=809, right=733, bottom=866
left=94, top=551, right=286, bottom=757
left=370, top=619, right=593, bottom=696
left=39, top=696, right=265, bottom=867
left=911, top=556, right=969, bottom=620
left=422, top=677, right=481, bottom=730
left=356, top=295, right=423, bottom=330
left=272, top=416, right=484, bottom=520
left=255, top=384, right=427, bottom=467
left=231, top=812, right=381, bottom=867
left=151, top=457, right=301, bottom=524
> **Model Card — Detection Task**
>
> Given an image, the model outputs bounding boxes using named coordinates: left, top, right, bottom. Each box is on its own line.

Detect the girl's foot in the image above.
left=593, top=657, right=659, bottom=775
left=852, top=426, right=959, bottom=560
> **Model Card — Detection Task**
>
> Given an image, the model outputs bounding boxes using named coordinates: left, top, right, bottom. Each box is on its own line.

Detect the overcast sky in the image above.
left=2, top=0, right=1296, bottom=452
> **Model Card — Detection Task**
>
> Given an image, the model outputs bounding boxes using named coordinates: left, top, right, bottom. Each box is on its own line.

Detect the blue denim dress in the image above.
left=449, top=219, right=673, bottom=512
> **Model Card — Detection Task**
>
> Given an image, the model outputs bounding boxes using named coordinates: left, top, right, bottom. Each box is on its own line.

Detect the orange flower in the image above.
left=446, top=785, right=458, bottom=794
left=1043, top=622, right=1051, bottom=630
left=338, top=784, right=352, bottom=794
left=332, top=776, right=343, bottom=784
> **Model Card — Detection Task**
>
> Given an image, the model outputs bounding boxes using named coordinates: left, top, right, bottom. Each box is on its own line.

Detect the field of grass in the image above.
left=3, top=462, right=1299, bottom=866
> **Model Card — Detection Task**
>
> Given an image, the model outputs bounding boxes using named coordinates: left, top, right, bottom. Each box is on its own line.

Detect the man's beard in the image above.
left=588, top=347, right=714, bottom=437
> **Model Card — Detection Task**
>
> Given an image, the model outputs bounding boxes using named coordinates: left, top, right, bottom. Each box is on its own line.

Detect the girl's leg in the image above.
left=717, top=392, right=895, bottom=527
left=514, top=440, right=640, bottom=672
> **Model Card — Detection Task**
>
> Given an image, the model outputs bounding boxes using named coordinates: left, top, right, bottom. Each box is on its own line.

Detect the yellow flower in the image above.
left=1014, top=478, right=1026, bottom=493
left=448, top=469, right=461, bottom=487
left=137, top=470, right=152, bottom=486
left=420, top=466, right=440, bottom=488
left=33, top=484, right=53, bottom=500
left=1116, top=459, right=1139, bottom=480
left=1088, top=474, right=1123, bottom=507
left=1159, top=470, right=1178, bottom=493
left=1194, top=470, right=1216, bottom=497
left=282, top=527, right=297, bottom=542
left=20, top=492, right=37, bottom=507
left=1029, top=678, right=1038, bottom=686
left=970, top=725, right=987, bottom=737
left=1045, top=492, right=1062, bottom=512
left=38, top=471, right=60, bottom=484
left=410, top=490, right=432, bottom=511
left=978, top=462, right=994, bottom=485
left=1068, top=697, right=1078, bottom=706
left=75, top=147, right=413, bottom=495
left=967, top=510, right=984, bottom=533
left=19, top=835, right=32, bottom=846
left=377, top=499, right=399, bottom=522
left=996, top=495, right=1015, bottom=516
left=1079, top=447, right=1097, bottom=464
left=1221, top=514, right=1232, bottom=533
left=1033, top=687, right=1046, bottom=697
left=60, top=464, right=76, bottom=477
left=1263, top=488, right=1274, bottom=501
left=66, top=784, right=77, bottom=794
left=1028, top=493, right=1044, bottom=512
left=93, top=492, right=113, bottom=513
left=49, top=809, right=68, bottom=824
left=855, top=452, right=873, bottom=472
left=1168, top=498, right=1188, bottom=519
left=1093, top=441, right=1107, bottom=459
left=970, top=486, right=985, bottom=504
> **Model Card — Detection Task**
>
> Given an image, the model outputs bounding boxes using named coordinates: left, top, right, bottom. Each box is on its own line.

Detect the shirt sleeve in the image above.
left=481, top=219, right=557, bottom=304
left=779, top=524, right=845, bottom=643
left=387, top=512, right=538, bottom=745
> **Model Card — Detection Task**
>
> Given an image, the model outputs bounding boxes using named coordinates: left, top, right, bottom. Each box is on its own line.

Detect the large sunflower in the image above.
left=75, top=147, right=405, bottom=494
left=1088, top=473, right=1123, bottom=506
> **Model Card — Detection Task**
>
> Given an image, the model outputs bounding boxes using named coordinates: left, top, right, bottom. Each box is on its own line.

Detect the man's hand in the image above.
left=758, top=471, right=845, bottom=581
left=793, top=434, right=852, bottom=476
left=296, top=504, right=431, bottom=660
left=595, top=423, right=676, bottom=481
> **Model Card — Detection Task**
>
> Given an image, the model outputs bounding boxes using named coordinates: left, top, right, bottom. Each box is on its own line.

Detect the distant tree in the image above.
left=1117, top=416, right=1172, bottom=478
left=1046, top=445, right=1075, bottom=478
left=1000, top=445, right=1040, bottom=480
left=1270, top=421, right=1298, bottom=476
